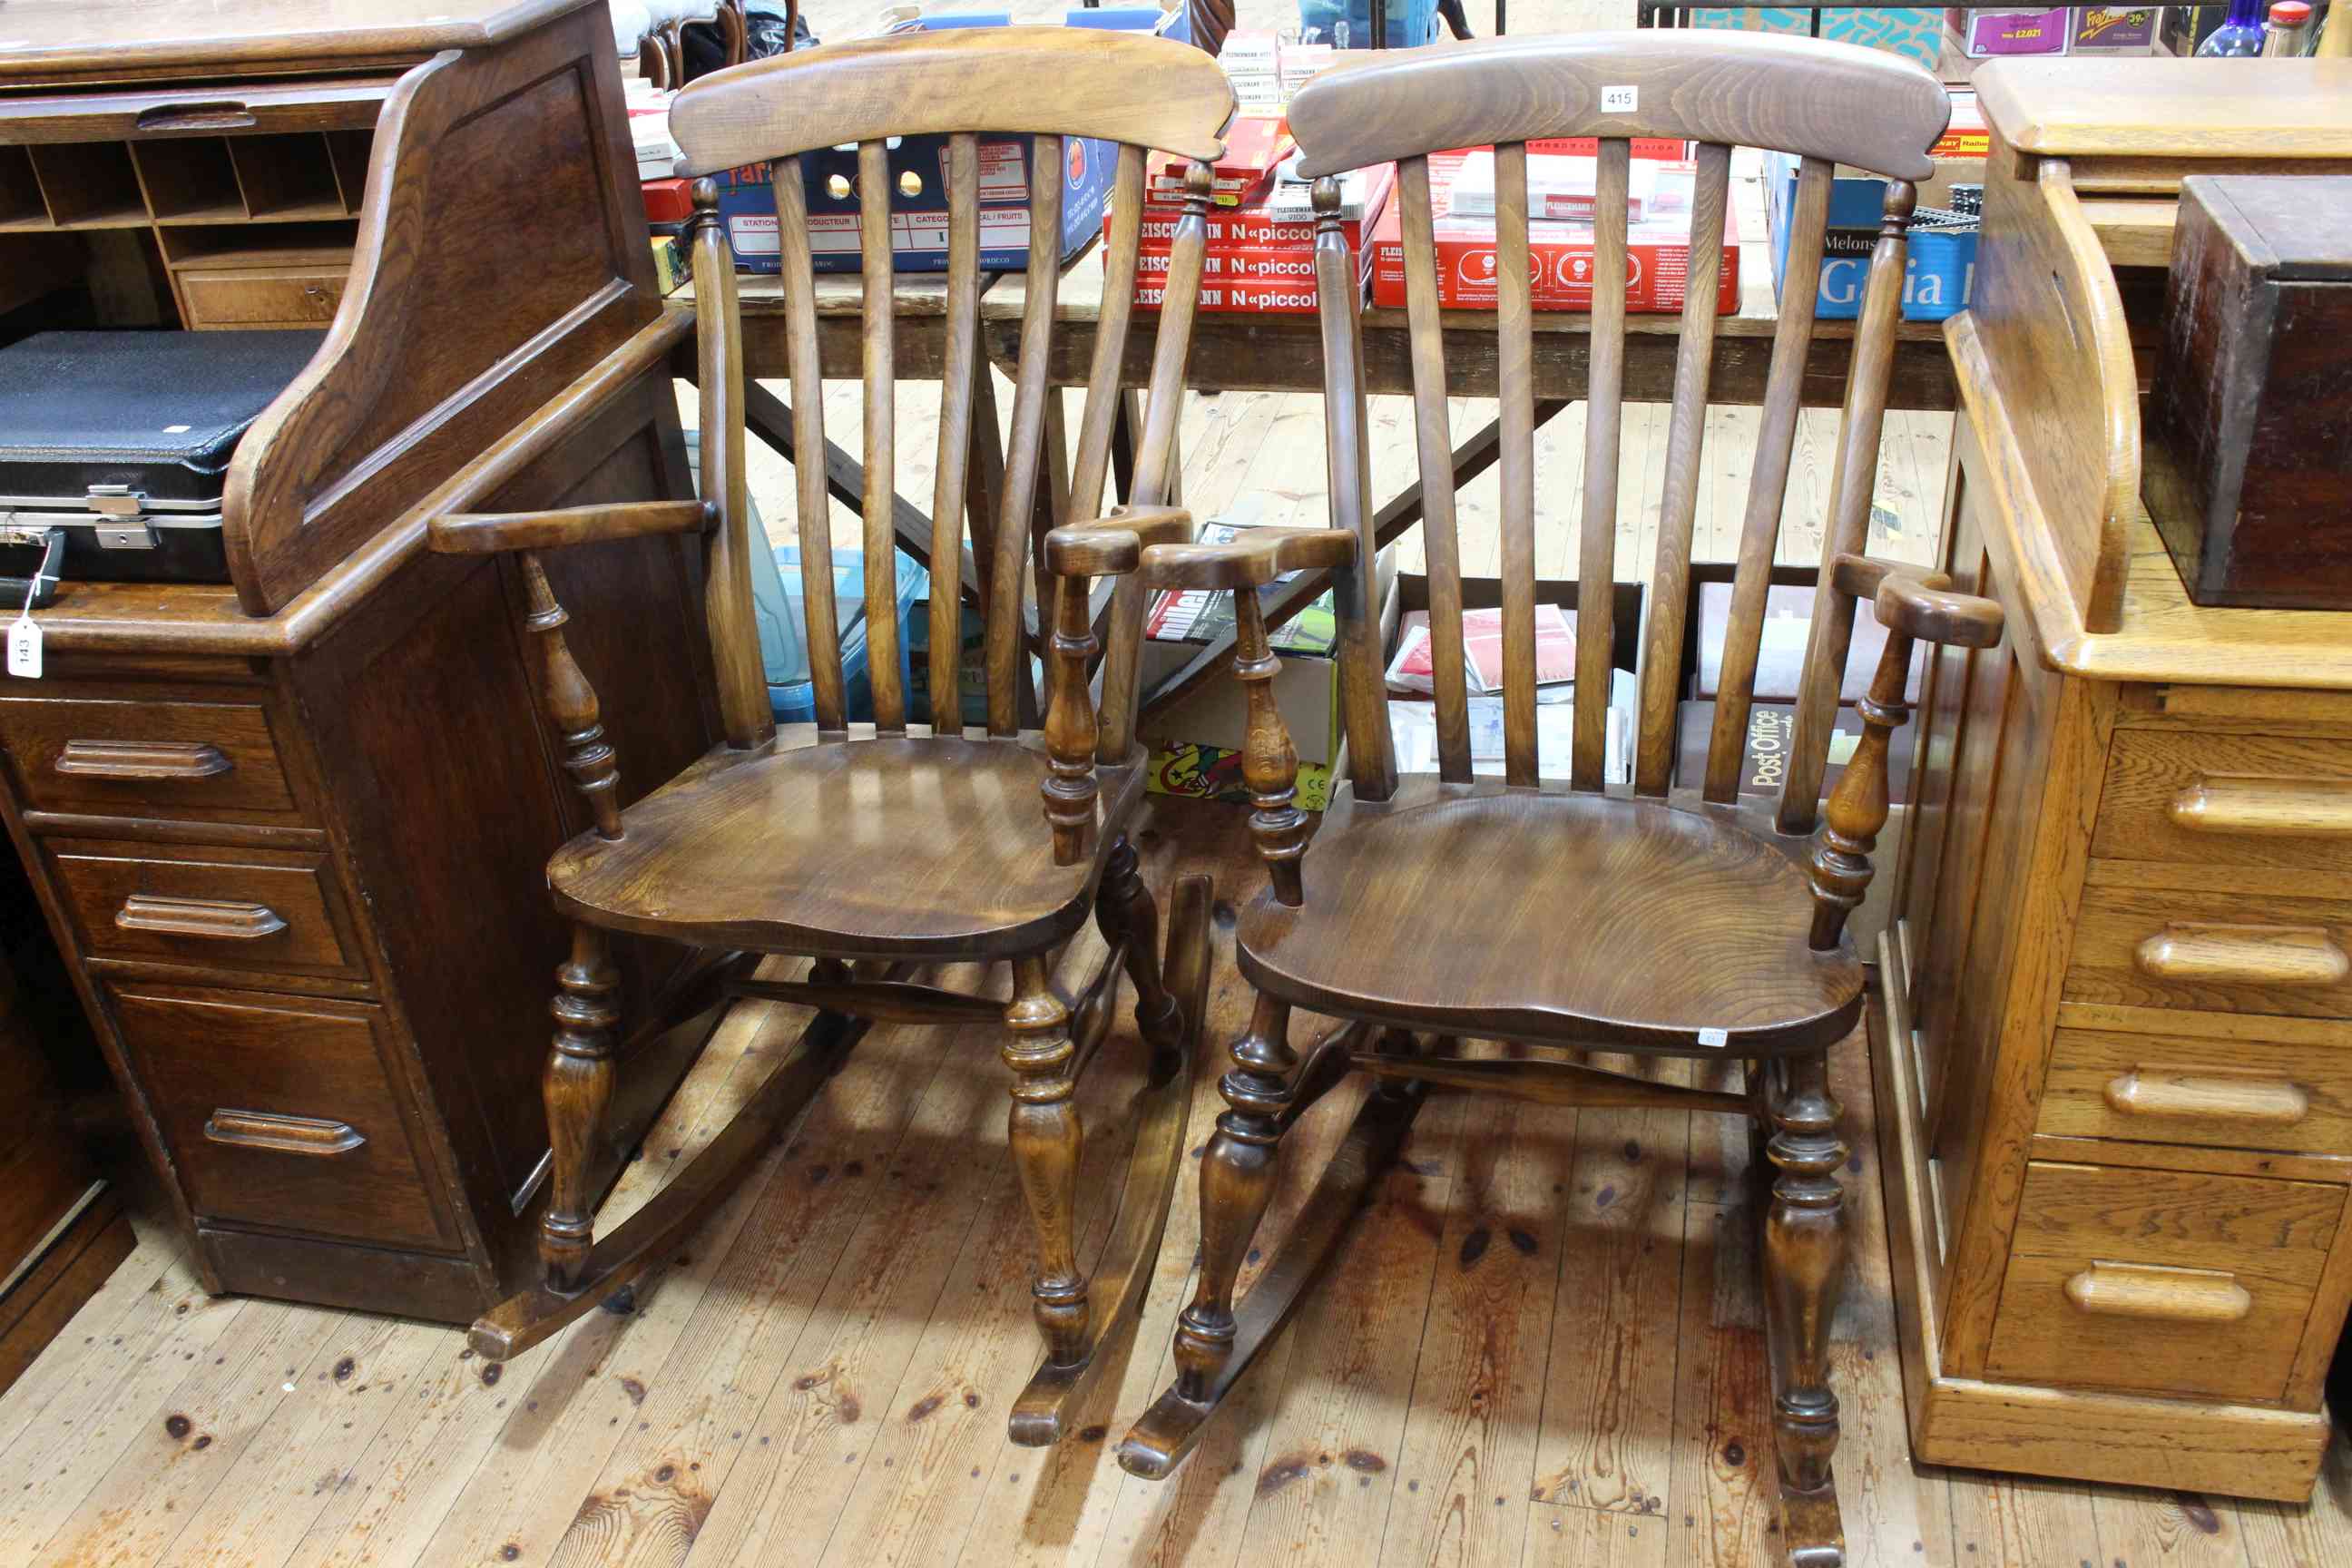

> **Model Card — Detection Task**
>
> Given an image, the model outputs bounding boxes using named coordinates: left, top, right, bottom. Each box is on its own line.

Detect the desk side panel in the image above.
left=225, top=4, right=660, bottom=614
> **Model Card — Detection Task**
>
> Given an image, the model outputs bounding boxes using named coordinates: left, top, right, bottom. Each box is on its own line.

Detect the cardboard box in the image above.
left=1368, top=152, right=1740, bottom=314
left=1950, top=6, right=2073, bottom=54
left=1136, top=524, right=1397, bottom=766
left=1149, top=115, right=1290, bottom=208
left=1126, top=160, right=1396, bottom=250
left=2071, top=6, right=2163, bottom=50
left=1674, top=698, right=1913, bottom=950
left=1129, top=243, right=1373, bottom=314
left=1765, top=151, right=1977, bottom=323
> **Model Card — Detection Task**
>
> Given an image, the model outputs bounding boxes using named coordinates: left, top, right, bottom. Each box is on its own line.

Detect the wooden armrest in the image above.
left=428, top=499, right=715, bottom=556
left=1830, top=553, right=2003, bottom=649
left=1043, top=506, right=1196, bottom=577
left=1140, top=526, right=1357, bottom=591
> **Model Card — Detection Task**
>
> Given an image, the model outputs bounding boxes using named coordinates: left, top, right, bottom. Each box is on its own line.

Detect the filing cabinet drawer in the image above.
left=1984, top=1161, right=2342, bottom=1403
left=2093, top=730, right=2352, bottom=875
left=47, top=838, right=363, bottom=980
left=107, top=984, right=454, bottom=1252
left=2065, top=885, right=2352, bottom=1020
left=0, top=694, right=302, bottom=822
left=2038, top=1020, right=2352, bottom=1155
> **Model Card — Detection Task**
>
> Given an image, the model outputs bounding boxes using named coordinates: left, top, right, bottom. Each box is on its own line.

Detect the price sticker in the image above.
left=1696, top=1026, right=1729, bottom=1049
left=1602, top=84, right=1639, bottom=113
left=8, top=530, right=63, bottom=680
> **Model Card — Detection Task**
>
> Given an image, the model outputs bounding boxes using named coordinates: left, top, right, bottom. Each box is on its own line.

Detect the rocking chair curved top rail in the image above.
left=1285, top=30, right=1948, bottom=183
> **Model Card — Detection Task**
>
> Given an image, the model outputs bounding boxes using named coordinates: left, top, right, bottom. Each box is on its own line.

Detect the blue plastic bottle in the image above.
left=2198, top=0, right=2271, bottom=55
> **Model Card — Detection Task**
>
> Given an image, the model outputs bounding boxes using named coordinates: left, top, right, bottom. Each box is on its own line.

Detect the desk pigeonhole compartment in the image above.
left=0, top=328, right=323, bottom=596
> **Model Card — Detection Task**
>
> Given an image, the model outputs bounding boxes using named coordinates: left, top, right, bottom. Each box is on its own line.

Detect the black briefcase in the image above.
left=0, top=329, right=326, bottom=603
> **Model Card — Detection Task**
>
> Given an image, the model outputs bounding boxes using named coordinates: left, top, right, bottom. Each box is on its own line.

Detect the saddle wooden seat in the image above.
left=548, top=733, right=1144, bottom=957
left=1237, top=782, right=1865, bottom=1054
left=418, top=24, right=1238, bottom=1450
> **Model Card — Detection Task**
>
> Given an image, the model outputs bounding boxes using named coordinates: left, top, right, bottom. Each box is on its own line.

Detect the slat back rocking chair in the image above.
left=1054, top=32, right=2004, bottom=1561
left=422, top=25, right=1235, bottom=1448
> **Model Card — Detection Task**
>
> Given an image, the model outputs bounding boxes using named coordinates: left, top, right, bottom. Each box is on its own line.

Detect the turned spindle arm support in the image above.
left=426, top=501, right=717, bottom=842
left=1807, top=553, right=2004, bottom=951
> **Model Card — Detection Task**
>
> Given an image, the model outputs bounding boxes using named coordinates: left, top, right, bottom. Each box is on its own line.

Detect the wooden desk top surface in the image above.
left=1977, top=58, right=2352, bottom=161
left=0, top=0, right=591, bottom=87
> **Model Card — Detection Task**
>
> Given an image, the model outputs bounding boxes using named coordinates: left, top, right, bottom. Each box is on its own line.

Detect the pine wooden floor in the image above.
left=6, top=801, right=2351, bottom=1568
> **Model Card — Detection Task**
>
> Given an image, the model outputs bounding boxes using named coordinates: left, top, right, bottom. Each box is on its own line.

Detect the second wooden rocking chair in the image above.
left=422, top=25, right=1236, bottom=1446
left=1057, top=31, right=2005, bottom=1563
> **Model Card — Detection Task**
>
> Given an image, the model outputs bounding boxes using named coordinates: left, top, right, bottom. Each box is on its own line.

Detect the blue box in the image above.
left=1764, top=152, right=1977, bottom=323
left=713, top=10, right=1170, bottom=274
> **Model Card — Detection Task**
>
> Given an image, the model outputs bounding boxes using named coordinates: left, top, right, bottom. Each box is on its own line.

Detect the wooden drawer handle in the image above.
left=2064, top=1261, right=2252, bottom=1325
left=2103, top=1070, right=2310, bottom=1126
left=2134, top=924, right=2350, bottom=988
left=115, top=895, right=287, bottom=941
left=203, top=1109, right=364, bottom=1157
left=2171, top=775, right=2352, bottom=838
left=55, top=739, right=233, bottom=782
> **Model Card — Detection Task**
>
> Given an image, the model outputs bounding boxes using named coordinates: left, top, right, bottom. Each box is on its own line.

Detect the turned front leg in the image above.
left=1762, top=1049, right=1848, bottom=1499
left=1807, top=627, right=1916, bottom=949
left=543, top=923, right=620, bottom=1291
left=1005, top=955, right=1089, bottom=1367
left=1174, top=992, right=1295, bottom=1402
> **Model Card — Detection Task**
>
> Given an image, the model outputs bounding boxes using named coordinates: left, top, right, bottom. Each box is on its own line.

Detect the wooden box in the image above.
left=2145, top=175, right=2352, bottom=609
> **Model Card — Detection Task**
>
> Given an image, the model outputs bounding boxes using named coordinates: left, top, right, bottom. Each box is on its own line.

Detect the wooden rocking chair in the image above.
left=1065, top=33, right=2004, bottom=1561
left=423, top=25, right=1236, bottom=1447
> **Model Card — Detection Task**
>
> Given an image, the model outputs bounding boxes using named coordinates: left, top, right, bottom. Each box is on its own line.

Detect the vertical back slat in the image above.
left=1493, top=141, right=1539, bottom=789
left=1096, top=158, right=1205, bottom=764
left=1399, top=154, right=1471, bottom=783
left=1632, top=141, right=1731, bottom=796
left=1572, top=137, right=1631, bottom=792
left=769, top=156, right=845, bottom=736
left=857, top=139, right=905, bottom=731
left=691, top=181, right=778, bottom=753
left=1705, top=155, right=1830, bottom=803
left=1777, top=180, right=1916, bottom=835
left=1070, top=143, right=1148, bottom=526
left=926, top=132, right=982, bottom=736
left=1313, top=173, right=1398, bottom=802
left=985, top=133, right=1064, bottom=737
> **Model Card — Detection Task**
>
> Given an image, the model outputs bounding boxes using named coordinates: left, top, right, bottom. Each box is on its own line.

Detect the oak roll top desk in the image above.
left=0, top=1, right=717, bottom=1322
left=1880, top=58, right=2352, bottom=1499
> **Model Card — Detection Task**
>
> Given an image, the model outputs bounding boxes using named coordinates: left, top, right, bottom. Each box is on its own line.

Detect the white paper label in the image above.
left=1696, top=1026, right=1729, bottom=1049
left=1602, top=85, right=1639, bottom=113
left=7, top=617, right=41, bottom=680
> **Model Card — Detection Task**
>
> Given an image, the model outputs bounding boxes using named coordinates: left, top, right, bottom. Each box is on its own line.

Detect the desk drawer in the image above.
left=0, top=693, right=302, bottom=822
left=1984, top=1161, right=2341, bottom=1402
left=178, top=266, right=347, bottom=329
left=2066, top=885, right=2352, bottom=1020
left=48, top=838, right=362, bottom=980
left=108, top=984, right=453, bottom=1252
left=2094, top=730, right=2352, bottom=875
left=2039, top=1021, right=2352, bottom=1155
